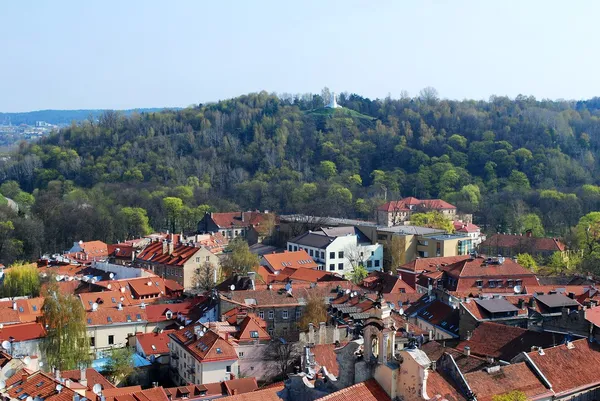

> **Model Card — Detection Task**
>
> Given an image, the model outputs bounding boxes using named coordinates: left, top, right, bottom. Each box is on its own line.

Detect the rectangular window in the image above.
left=268, top=311, right=274, bottom=320
left=310, top=249, right=314, bottom=257
left=282, top=310, right=288, bottom=319
left=496, top=280, right=503, bottom=287
left=374, top=260, right=380, bottom=267
left=196, top=257, right=200, bottom=263
left=329, top=264, right=335, bottom=271
left=296, top=309, right=301, bottom=319
left=259, top=311, right=264, bottom=319
left=516, top=280, right=522, bottom=286
left=489, top=280, right=496, bottom=288
left=320, top=251, right=325, bottom=259
left=338, top=263, right=344, bottom=270
left=250, top=331, right=259, bottom=338
left=288, top=245, right=293, bottom=251
left=330, top=252, right=335, bottom=259
left=90, top=337, right=95, bottom=347
left=206, top=256, right=210, bottom=262
left=367, top=260, right=373, bottom=268
left=294, top=246, right=298, bottom=251
left=108, top=335, right=114, bottom=345
left=226, top=365, right=231, bottom=373
left=239, top=352, right=244, bottom=358
left=476, top=280, right=483, bottom=287
left=338, top=251, right=344, bottom=258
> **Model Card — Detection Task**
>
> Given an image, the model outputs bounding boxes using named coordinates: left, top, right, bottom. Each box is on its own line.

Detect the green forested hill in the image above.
left=2, top=90, right=600, bottom=263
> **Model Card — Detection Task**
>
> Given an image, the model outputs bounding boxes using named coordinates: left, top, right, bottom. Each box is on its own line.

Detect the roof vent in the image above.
left=538, top=348, right=545, bottom=355
left=566, top=341, right=575, bottom=350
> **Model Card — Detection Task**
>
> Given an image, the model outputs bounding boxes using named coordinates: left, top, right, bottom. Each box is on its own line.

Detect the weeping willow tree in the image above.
left=1, top=263, right=40, bottom=298
left=41, top=282, right=91, bottom=370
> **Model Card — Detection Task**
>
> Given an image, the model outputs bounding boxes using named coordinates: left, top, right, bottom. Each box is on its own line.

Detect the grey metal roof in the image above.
left=377, top=226, right=445, bottom=235
left=288, top=231, right=333, bottom=249
left=534, top=293, right=580, bottom=308
left=475, top=298, right=520, bottom=313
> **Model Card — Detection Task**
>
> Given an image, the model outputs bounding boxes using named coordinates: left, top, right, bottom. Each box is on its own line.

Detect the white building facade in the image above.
left=287, top=227, right=383, bottom=276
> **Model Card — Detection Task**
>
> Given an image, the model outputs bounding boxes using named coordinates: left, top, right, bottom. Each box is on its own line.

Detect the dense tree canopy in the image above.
left=2, top=91, right=600, bottom=270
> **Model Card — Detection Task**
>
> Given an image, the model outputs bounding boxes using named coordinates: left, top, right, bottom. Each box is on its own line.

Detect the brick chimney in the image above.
left=168, top=240, right=174, bottom=255
left=80, top=367, right=87, bottom=387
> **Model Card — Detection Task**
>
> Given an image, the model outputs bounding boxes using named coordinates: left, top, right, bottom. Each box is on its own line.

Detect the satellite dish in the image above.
left=345, top=289, right=351, bottom=294
left=399, top=307, right=405, bottom=315
left=26, top=396, right=33, bottom=401
left=513, top=285, right=522, bottom=294
left=107, top=284, right=112, bottom=290
left=23, top=356, right=31, bottom=365
left=120, top=296, right=125, bottom=301
left=83, top=276, right=90, bottom=282
left=92, top=303, right=98, bottom=311
left=0, top=380, right=5, bottom=389
left=109, top=272, right=115, bottom=279
left=230, top=285, right=235, bottom=291
left=147, top=281, right=153, bottom=286
left=1, top=340, right=10, bottom=350
left=39, top=361, right=43, bottom=367
left=55, top=275, right=61, bottom=281
left=120, top=287, right=126, bottom=293
left=56, top=384, right=63, bottom=392
left=92, top=383, right=102, bottom=395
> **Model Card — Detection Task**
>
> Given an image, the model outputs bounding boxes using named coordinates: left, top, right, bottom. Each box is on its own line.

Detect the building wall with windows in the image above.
left=286, top=235, right=383, bottom=276
left=87, top=320, right=148, bottom=356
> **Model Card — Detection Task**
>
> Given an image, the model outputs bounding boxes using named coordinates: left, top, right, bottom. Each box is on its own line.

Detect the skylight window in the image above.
left=18, top=307, right=24, bottom=313
left=107, top=317, right=112, bottom=323
left=126, top=315, right=132, bottom=322
left=250, top=331, right=259, bottom=338
left=216, top=348, right=222, bottom=354
left=136, top=314, right=142, bottom=321
left=32, top=305, right=37, bottom=312
left=87, top=318, right=92, bottom=324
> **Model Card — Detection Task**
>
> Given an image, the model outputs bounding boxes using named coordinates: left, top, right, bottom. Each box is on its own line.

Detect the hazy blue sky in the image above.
left=1, top=1, right=598, bottom=111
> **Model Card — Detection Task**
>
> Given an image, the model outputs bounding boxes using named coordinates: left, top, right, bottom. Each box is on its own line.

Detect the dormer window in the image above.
left=166, top=311, right=173, bottom=319
left=476, top=280, right=483, bottom=287
left=250, top=331, right=259, bottom=338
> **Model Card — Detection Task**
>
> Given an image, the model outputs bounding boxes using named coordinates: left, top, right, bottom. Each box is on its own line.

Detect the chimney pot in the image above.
left=464, top=346, right=471, bottom=356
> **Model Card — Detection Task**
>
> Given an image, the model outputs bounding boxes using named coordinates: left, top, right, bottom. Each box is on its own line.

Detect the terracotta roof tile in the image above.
left=316, top=378, right=391, bottom=401
left=481, top=233, right=566, bottom=252
left=0, top=322, right=46, bottom=342
left=169, top=326, right=238, bottom=363
left=6, top=370, right=77, bottom=401
left=360, top=271, right=415, bottom=294
left=210, top=212, right=276, bottom=229
left=526, top=338, right=600, bottom=395
left=378, top=197, right=456, bottom=212
left=61, top=367, right=116, bottom=392
left=223, top=377, right=259, bottom=396
left=465, top=362, right=551, bottom=401
left=312, top=343, right=346, bottom=376
left=136, top=330, right=174, bottom=355
left=399, top=255, right=471, bottom=274
left=453, top=221, right=480, bottom=233
left=457, top=322, right=564, bottom=361
left=262, top=250, right=318, bottom=272
left=136, top=241, right=200, bottom=266
left=218, top=384, right=284, bottom=401
left=236, top=315, right=270, bottom=342
left=426, top=371, right=466, bottom=401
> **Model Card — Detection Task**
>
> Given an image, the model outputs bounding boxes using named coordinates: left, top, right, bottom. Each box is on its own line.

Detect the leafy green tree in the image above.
left=318, top=161, right=337, bottom=179
left=518, top=213, right=545, bottom=237
left=0, top=221, right=23, bottom=264
left=350, top=264, right=368, bottom=285
left=105, top=347, right=134, bottom=385
left=162, top=197, right=183, bottom=233
left=119, top=207, right=152, bottom=239
left=410, top=212, right=454, bottom=233
left=41, top=283, right=91, bottom=370
left=547, top=251, right=567, bottom=273
left=221, top=238, right=259, bottom=277
left=506, top=170, right=530, bottom=192
left=1, top=263, right=40, bottom=298
left=516, top=253, right=537, bottom=271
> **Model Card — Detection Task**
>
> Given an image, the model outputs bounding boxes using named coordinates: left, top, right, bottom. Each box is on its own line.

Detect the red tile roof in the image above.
left=481, top=233, right=566, bottom=252
left=400, top=255, right=472, bottom=274
left=586, top=305, right=600, bottom=327
left=194, top=232, right=229, bottom=254
left=527, top=339, right=600, bottom=395
left=453, top=221, right=480, bottom=233
left=136, top=330, right=174, bottom=355
left=223, top=377, right=259, bottom=396
left=0, top=322, right=46, bottom=342
left=316, top=378, right=391, bottom=401
left=6, top=370, right=77, bottom=401
left=211, top=212, right=276, bottom=229
left=61, top=368, right=116, bottom=392
left=235, top=315, right=270, bottom=342
left=108, top=244, right=134, bottom=259
left=360, top=271, right=415, bottom=294
left=378, top=197, right=456, bottom=212
left=443, top=257, right=539, bottom=292
left=170, top=326, right=238, bottom=363
left=456, top=322, right=563, bottom=361
left=136, top=241, right=200, bottom=266
left=79, top=240, right=109, bottom=257
left=144, top=300, right=197, bottom=323
left=262, top=250, right=318, bottom=272
left=426, top=371, right=466, bottom=401
left=85, top=305, right=147, bottom=326
left=464, top=363, right=552, bottom=401
left=217, top=384, right=284, bottom=401
left=0, top=297, right=44, bottom=325
left=421, top=342, right=488, bottom=373
left=312, top=343, right=346, bottom=376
